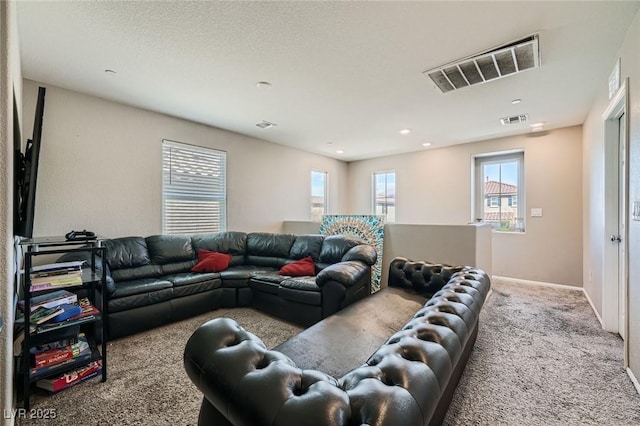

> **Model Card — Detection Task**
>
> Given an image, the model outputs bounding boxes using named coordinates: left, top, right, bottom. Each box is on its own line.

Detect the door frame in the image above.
left=602, top=78, right=629, bottom=364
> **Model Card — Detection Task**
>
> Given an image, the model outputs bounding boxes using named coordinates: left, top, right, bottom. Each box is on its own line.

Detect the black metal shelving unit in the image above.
left=17, top=236, right=107, bottom=409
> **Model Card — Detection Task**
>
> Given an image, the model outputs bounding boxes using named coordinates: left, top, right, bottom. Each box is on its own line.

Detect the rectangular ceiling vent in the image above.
left=500, top=114, right=528, bottom=125
left=424, top=34, right=539, bottom=93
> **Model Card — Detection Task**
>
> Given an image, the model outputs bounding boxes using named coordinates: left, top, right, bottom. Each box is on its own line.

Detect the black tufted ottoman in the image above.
left=184, top=266, right=490, bottom=426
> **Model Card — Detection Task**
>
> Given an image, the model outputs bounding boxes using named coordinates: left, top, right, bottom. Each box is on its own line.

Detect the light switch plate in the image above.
left=531, top=208, right=543, bottom=217
left=633, top=201, right=640, bottom=221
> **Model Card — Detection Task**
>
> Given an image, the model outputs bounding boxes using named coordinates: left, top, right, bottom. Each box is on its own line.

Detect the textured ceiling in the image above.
left=16, top=1, right=640, bottom=161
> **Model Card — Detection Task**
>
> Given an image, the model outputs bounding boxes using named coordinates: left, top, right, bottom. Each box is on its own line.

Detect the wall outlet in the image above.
left=531, top=208, right=543, bottom=217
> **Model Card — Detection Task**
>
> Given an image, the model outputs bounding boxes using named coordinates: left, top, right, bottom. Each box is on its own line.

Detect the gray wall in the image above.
left=283, top=221, right=492, bottom=285
left=22, top=80, right=349, bottom=238
left=583, top=7, right=640, bottom=389
left=347, top=126, right=583, bottom=287
left=1, top=0, right=21, bottom=418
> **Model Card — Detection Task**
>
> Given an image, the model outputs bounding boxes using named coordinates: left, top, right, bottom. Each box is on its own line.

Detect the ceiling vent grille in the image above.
left=256, top=120, right=277, bottom=129
left=424, top=34, right=539, bottom=93
left=500, top=114, right=528, bottom=125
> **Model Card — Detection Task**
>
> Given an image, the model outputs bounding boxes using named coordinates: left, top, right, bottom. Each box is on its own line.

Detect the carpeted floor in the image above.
left=16, top=280, right=640, bottom=425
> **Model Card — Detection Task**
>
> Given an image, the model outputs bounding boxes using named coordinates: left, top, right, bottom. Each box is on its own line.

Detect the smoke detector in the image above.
left=500, top=114, right=528, bottom=125
left=424, top=34, right=540, bottom=93
left=256, top=120, right=277, bottom=129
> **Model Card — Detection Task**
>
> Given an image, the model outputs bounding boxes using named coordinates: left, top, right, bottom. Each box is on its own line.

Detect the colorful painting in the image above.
left=319, top=215, right=385, bottom=293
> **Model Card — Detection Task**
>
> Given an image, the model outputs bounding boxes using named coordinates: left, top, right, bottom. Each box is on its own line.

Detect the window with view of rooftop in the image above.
left=162, top=140, right=227, bottom=234
left=474, top=152, right=524, bottom=232
left=311, top=170, right=327, bottom=222
left=373, top=171, right=395, bottom=223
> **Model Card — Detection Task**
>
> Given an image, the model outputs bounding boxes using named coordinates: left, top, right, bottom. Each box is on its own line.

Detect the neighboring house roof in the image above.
left=484, top=180, right=517, bottom=196
left=484, top=212, right=515, bottom=221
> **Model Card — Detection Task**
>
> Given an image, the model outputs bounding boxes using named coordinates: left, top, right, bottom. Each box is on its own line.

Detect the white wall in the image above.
left=347, top=126, right=583, bottom=287
left=583, top=7, right=640, bottom=386
left=1, top=0, right=21, bottom=420
left=22, top=80, right=349, bottom=238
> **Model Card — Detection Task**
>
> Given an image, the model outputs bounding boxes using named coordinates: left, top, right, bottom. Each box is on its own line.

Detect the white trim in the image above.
left=628, top=368, right=640, bottom=396
left=493, top=276, right=608, bottom=327
left=582, top=287, right=604, bottom=326
left=492, top=275, right=582, bottom=291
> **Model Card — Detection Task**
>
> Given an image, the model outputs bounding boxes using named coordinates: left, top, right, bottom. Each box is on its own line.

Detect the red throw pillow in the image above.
left=192, top=250, right=232, bottom=273
left=279, top=256, right=315, bottom=276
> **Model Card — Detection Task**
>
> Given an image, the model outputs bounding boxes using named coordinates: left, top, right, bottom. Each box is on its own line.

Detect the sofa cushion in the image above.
left=289, top=234, right=324, bottom=261
left=192, top=232, right=247, bottom=266
left=165, top=272, right=221, bottom=287
left=104, top=237, right=150, bottom=270
left=192, top=250, right=232, bottom=273
left=279, top=256, right=315, bottom=276
left=110, top=264, right=163, bottom=283
left=279, top=277, right=322, bottom=305
left=110, top=278, right=173, bottom=299
left=146, top=234, right=195, bottom=264
left=108, top=287, right=174, bottom=313
left=318, top=235, right=363, bottom=265
left=248, top=279, right=281, bottom=296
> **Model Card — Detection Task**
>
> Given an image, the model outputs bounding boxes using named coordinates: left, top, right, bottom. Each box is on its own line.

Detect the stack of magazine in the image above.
left=29, top=261, right=85, bottom=292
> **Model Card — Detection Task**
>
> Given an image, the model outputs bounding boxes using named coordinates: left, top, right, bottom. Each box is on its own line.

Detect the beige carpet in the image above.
left=17, top=281, right=640, bottom=425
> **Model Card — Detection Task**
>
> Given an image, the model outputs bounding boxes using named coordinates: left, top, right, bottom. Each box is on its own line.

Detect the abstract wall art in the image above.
left=319, top=215, right=385, bottom=292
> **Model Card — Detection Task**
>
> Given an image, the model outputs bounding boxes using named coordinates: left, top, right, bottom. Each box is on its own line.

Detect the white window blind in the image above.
left=162, top=140, right=227, bottom=234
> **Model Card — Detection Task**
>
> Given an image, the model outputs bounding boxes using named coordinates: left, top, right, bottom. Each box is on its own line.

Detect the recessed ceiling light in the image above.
left=511, top=99, right=522, bottom=104
left=422, top=142, right=432, bottom=147
left=530, top=122, right=545, bottom=128
left=336, top=150, right=344, bottom=154
left=256, top=81, right=272, bottom=89
left=104, top=69, right=117, bottom=74
left=399, top=129, right=411, bottom=135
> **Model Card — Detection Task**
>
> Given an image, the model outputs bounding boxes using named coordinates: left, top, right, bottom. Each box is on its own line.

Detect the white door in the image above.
left=617, top=112, right=627, bottom=340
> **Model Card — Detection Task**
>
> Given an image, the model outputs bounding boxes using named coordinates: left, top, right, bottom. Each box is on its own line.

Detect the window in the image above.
left=162, top=140, right=227, bottom=234
left=474, top=152, right=524, bottom=232
left=311, top=170, right=327, bottom=222
left=373, top=171, right=395, bottom=222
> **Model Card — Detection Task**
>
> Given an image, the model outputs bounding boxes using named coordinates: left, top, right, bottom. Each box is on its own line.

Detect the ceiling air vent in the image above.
left=424, top=34, right=540, bottom=93
left=500, top=114, right=528, bottom=125
left=256, top=120, right=277, bottom=129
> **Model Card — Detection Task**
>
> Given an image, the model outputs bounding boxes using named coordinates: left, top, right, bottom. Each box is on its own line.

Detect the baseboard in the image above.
left=628, top=368, right=640, bottom=396
left=492, top=275, right=604, bottom=326
left=492, top=275, right=582, bottom=291
left=581, top=288, right=604, bottom=326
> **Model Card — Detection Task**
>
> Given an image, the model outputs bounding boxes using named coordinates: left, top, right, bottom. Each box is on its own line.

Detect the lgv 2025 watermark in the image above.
left=3, top=408, right=58, bottom=420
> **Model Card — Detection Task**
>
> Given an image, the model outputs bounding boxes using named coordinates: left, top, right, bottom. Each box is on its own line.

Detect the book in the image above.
left=33, top=334, right=89, bottom=369
left=29, top=342, right=92, bottom=378
left=35, top=360, right=102, bottom=393
left=30, top=278, right=83, bottom=293
left=68, top=298, right=100, bottom=320
left=50, top=304, right=83, bottom=322
left=30, top=271, right=82, bottom=285
left=33, top=314, right=96, bottom=334
left=31, top=261, right=84, bottom=274
left=29, top=306, right=65, bottom=325
left=30, top=334, right=80, bottom=355
left=18, top=289, right=78, bottom=312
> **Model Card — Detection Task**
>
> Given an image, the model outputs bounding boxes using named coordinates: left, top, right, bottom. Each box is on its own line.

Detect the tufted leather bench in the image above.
left=184, top=264, right=490, bottom=426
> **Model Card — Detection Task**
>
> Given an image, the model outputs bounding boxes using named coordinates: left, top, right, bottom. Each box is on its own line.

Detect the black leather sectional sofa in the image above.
left=184, top=263, right=490, bottom=426
left=63, top=231, right=377, bottom=340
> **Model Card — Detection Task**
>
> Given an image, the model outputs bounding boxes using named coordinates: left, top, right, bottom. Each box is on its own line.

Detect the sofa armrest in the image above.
left=341, top=245, right=377, bottom=265
left=316, top=261, right=370, bottom=288
left=184, top=318, right=349, bottom=425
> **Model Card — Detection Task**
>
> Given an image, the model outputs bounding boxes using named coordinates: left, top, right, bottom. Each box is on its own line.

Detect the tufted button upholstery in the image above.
left=184, top=265, right=490, bottom=426
left=388, top=257, right=465, bottom=295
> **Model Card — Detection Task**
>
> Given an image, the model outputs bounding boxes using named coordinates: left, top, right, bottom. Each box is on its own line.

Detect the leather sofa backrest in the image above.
left=104, top=236, right=151, bottom=270
left=317, top=235, right=364, bottom=269
left=245, top=233, right=296, bottom=267
left=192, top=231, right=247, bottom=267
left=147, top=234, right=196, bottom=275
left=103, top=236, right=164, bottom=282
left=288, top=234, right=324, bottom=261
